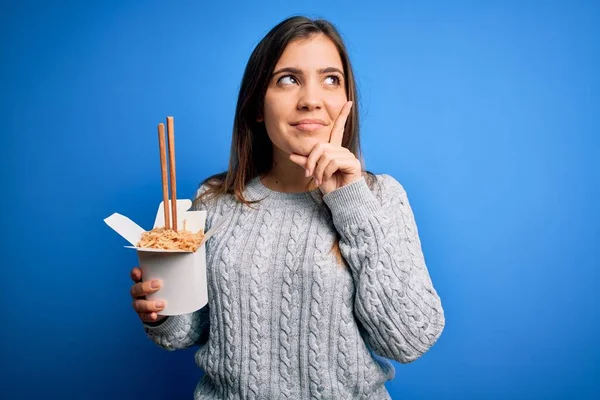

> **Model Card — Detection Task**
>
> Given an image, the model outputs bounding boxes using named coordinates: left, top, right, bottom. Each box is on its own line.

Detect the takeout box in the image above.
left=104, top=199, right=208, bottom=316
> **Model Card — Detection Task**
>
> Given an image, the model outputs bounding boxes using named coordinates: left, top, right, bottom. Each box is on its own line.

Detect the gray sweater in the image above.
left=143, top=174, right=445, bottom=399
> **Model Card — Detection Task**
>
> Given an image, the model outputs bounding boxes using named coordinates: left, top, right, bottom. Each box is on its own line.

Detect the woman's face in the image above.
left=262, top=34, right=348, bottom=157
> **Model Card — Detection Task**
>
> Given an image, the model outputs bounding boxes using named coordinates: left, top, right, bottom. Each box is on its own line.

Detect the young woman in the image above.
left=129, top=16, right=445, bottom=400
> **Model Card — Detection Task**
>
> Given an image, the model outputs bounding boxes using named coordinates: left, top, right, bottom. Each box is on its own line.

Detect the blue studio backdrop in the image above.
left=1, top=1, right=598, bottom=399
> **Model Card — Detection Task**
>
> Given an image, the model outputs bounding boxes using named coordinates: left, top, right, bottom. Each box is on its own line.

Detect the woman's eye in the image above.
left=324, top=75, right=341, bottom=86
left=277, top=75, right=297, bottom=85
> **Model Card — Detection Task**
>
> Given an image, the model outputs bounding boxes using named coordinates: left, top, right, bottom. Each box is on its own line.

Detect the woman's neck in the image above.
left=260, top=147, right=316, bottom=193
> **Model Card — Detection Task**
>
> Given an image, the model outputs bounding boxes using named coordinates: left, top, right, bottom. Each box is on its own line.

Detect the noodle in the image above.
left=137, top=227, right=205, bottom=252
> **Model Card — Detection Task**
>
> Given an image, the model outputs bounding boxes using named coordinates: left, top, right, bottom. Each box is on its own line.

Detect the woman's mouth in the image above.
left=290, top=119, right=327, bottom=132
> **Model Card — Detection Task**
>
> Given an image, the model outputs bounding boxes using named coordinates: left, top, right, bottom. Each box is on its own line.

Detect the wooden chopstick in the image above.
left=166, top=116, right=177, bottom=232
left=157, top=123, right=171, bottom=230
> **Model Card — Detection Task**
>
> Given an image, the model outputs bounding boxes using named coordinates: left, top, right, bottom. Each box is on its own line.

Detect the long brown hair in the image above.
left=194, top=16, right=375, bottom=207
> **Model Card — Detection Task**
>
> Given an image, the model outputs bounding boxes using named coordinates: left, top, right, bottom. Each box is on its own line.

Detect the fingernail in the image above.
left=155, top=301, right=165, bottom=308
left=151, top=280, right=160, bottom=289
left=315, top=179, right=320, bottom=186
left=305, top=169, right=310, bottom=177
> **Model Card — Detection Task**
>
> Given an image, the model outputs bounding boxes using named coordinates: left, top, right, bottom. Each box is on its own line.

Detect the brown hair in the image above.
left=193, top=15, right=375, bottom=207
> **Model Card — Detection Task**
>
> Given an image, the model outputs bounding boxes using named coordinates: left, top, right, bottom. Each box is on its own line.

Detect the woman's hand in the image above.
left=289, top=101, right=362, bottom=195
left=130, top=267, right=167, bottom=323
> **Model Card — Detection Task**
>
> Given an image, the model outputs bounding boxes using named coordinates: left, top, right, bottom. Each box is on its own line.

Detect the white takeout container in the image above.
left=104, top=199, right=208, bottom=316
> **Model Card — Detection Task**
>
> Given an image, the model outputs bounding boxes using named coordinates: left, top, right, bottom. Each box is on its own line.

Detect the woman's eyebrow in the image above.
left=272, top=66, right=345, bottom=76
left=272, top=67, right=302, bottom=76
left=318, top=67, right=344, bottom=76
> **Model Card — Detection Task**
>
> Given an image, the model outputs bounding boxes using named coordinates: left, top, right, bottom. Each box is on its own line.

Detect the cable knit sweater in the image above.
left=143, top=174, right=445, bottom=400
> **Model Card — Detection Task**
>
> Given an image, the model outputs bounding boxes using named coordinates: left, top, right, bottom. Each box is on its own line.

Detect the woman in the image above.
left=129, top=16, right=445, bottom=400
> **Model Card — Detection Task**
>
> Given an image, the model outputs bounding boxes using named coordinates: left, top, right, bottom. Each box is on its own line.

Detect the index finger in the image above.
left=329, top=101, right=353, bottom=146
left=130, top=280, right=161, bottom=298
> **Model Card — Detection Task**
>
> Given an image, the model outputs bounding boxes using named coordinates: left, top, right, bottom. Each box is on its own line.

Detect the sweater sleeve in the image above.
left=141, top=183, right=213, bottom=351
left=143, top=305, right=210, bottom=350
left=323, top=174, right=445, bottom=363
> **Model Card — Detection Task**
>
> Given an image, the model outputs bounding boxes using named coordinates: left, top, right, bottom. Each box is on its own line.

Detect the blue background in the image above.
left=1, top=0, right=598, bottom=399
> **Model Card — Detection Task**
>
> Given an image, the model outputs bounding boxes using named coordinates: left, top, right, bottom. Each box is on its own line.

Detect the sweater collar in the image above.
left=244, top=176, right=324, bottom=208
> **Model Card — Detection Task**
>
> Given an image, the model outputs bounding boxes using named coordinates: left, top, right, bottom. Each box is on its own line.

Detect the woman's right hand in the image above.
left=130, top=267, right=167, bottom=323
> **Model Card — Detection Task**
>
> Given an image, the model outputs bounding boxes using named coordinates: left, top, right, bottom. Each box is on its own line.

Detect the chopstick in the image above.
left=157, top=116, right=178, bottom=232
left=157, top=123, right=171, bottom=230
left=166, top=116, right=178, bottom=232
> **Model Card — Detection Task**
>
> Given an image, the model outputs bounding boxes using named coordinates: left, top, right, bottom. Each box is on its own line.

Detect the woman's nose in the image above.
left=297, top=84, right=323, bottom=111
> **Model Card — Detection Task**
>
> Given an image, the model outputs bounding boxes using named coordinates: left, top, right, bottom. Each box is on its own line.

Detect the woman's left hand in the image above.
left=289, top=101, right=363, bottom=195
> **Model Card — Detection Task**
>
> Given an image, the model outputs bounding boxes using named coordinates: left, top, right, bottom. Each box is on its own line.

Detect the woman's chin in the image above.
left=287, top=137, right=324, bottom=156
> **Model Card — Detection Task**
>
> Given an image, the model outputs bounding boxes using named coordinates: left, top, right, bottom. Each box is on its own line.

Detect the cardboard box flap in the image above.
left=104, top=213, right=146, bottom=246
left=179, top=210, right=205, bottom=233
